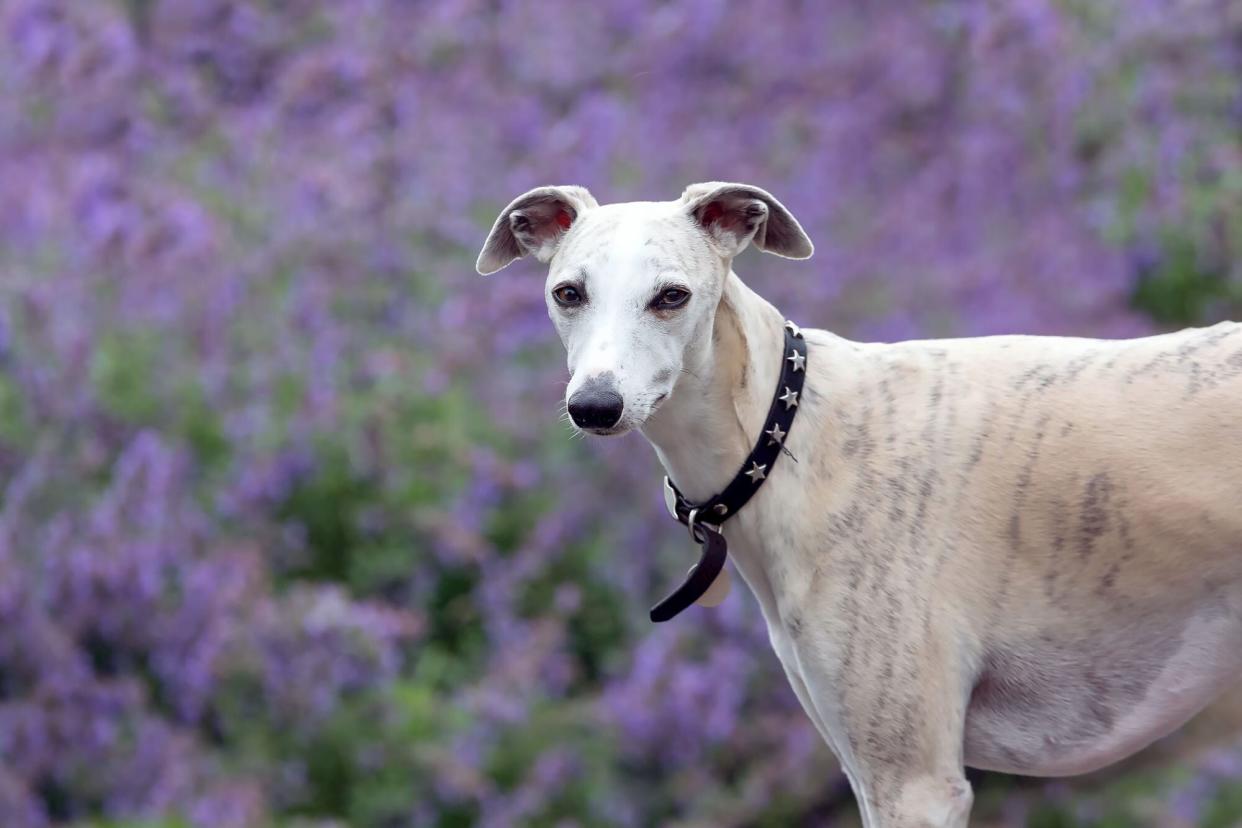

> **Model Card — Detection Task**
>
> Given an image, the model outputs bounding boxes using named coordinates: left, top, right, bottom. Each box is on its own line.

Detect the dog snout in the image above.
left=567, top=379, right=624, bottom=430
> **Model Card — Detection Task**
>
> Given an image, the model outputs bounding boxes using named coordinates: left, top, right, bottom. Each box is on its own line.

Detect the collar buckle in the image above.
left=663, top=476, right=680, bottom=521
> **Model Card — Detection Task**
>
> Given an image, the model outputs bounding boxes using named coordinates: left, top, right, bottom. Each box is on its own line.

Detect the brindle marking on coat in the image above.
left=477, top=182, right=1242, bottom=827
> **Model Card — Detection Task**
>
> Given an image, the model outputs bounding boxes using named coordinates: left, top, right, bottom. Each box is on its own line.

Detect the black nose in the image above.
left=567, top=383, right=624, bottom=430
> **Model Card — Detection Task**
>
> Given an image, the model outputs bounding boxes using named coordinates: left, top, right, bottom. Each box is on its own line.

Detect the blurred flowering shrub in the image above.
left=0, top=0, right=1238, bottom=826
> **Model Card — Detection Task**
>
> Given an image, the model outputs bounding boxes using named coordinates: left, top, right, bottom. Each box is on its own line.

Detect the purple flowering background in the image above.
left=0, top=1, right=1240, bottom=826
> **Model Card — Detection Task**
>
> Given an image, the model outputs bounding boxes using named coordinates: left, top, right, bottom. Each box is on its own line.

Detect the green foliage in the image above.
left=274, top=381, right=471, bottom=589
left=1201, top=781, right=1242, bottom=828
left=91, top=329, right=163, bottom=423
left=1118, top=128, right=1242, bottom=327
left=0, top=368, right=31, bottom=448
left=1131, top=227, right=1237, bottom=327
left=517, top=541, right=629, bottom=686
left=88, top=327, right=229, bottom=473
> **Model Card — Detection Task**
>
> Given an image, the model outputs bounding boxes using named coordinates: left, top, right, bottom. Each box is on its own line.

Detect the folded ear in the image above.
left=475, top=185, right=598, bottom=275
left=681, top=182, right=813, bottom=260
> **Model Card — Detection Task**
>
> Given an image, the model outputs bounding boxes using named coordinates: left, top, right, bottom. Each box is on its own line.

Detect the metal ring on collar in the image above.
left=687, top=508, right=701, bottom=543
left=687, top=508, right=720, bottom=543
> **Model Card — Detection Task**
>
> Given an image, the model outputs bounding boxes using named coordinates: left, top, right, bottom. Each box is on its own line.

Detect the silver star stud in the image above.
left=779, top=386, right=799, bottom=409
left=744, top=461, right=767, bottom=484
left=765, top=423, right=786, bottom=446
left=786, top=348, right=806, bottom=372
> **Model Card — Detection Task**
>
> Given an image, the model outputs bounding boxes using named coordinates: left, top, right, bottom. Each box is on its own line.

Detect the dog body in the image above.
left=478, top=183, right=1242, bottom=827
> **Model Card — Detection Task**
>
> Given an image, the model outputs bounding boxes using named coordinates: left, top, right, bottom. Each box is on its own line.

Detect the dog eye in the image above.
left=654, top=288, right=690, bottom=310
left=552, top=284, right=584, bottom=307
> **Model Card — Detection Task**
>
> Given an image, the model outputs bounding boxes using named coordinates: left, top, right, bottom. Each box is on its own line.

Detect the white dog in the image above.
left=476, top=182, right=1242, bottom=827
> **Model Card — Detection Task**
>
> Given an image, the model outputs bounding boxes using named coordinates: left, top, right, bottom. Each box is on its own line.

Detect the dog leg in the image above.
left=866, top=775, right=973, bottom=828
left=791, top=628, right=973, bottom=828
left=770, top=631, right=838, bottom=743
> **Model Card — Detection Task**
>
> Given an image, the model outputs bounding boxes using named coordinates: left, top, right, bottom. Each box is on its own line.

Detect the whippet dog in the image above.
left=476, top=182, right=1242, bottom=827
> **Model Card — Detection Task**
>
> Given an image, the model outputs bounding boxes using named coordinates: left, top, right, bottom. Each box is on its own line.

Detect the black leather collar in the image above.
left=649, top=320, right=807, bottom=622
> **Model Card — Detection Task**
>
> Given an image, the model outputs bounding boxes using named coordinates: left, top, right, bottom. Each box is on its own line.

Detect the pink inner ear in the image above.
left=701, top=202, right=724, bottom=226
left=556, top=209, right=573, bottom=230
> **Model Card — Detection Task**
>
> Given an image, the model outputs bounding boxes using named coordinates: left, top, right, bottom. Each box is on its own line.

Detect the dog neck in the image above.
left=640, top=271, right=788, bottom=613
left=641, top=268, right=787, bottom=504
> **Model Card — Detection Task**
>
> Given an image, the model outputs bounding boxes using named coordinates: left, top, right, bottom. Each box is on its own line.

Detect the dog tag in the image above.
left=694, top=565, right=731, bottom=607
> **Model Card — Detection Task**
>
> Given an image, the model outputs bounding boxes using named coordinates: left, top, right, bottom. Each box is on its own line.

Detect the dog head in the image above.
left=476, top=182, right=813, bottom=435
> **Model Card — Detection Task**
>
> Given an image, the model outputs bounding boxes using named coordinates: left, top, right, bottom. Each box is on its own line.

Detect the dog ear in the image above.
left=476, top=185, right=598, bottom=275
left=681, top=182, right=814, bottom=260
